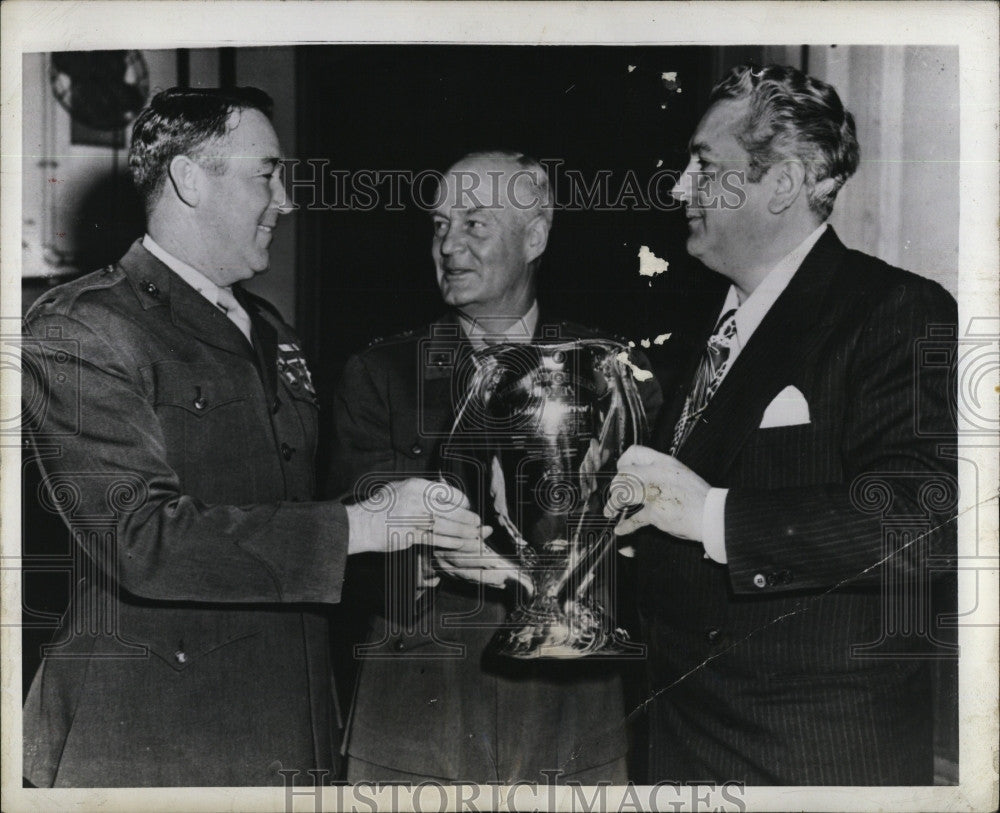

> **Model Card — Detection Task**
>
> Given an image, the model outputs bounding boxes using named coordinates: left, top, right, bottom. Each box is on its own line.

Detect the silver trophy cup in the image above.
left=448, top=339, right=648, bottom=659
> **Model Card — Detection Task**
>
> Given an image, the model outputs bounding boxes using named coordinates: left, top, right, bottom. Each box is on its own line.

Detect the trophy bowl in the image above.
left=449, top=339, right=648, bottom=659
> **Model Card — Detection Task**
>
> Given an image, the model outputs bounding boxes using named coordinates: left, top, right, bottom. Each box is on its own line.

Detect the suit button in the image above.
left=280, top=442, right=294, bottom=461
left=410, top=443, right=423, bottom=456
left=753, top=573, right=767, bottom=588
left=706, top=628, right=720, bottom=643
left=174, top=650, right=187, bottom=664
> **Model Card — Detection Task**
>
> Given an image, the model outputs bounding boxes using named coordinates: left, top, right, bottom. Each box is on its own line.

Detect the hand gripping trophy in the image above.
left=447, top=339, right=648, bottom=658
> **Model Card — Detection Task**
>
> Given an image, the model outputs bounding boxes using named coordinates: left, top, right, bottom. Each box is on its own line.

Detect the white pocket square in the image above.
left=759, top=385, right=811, bottom=428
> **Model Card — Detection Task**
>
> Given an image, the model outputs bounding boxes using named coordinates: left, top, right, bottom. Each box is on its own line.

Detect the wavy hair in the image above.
left=710, top=65, right=860, bottom=219
left=128, top=87, right=273, bottom=210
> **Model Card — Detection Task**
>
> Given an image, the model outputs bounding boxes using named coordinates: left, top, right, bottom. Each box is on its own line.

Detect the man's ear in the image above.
left=768, top=159, right=807, bottom=214
left=523, top=214, right=550, bottom=265
left=167, top=155, right=202, bottom=208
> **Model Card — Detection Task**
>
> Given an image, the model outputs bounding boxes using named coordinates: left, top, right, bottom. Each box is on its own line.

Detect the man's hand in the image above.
left=432, top=547, right=534, bottom=594
left=603, top=445, right=711, bottom=541
left=345, top=478, right=490, bottom=555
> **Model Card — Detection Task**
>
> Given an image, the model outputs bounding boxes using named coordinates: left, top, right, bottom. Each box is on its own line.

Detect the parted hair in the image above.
left=710, top=64, right=860, bottom=219
left=128, top=86, right=273, bottom=210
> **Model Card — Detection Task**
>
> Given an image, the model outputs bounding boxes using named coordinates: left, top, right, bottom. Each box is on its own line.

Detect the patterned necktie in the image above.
left=670, top=308, right=738, bottom=454
left=216, top=286, right=254, bottom=346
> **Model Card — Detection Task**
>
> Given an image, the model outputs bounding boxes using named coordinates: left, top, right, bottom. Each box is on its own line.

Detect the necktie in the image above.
left=670, top=308, right=738, bottom=454
left=215, top=286, right=254, bottom=346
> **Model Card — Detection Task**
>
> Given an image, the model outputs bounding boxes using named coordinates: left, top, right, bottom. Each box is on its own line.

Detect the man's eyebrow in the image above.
left=687, top=139, right=711, bottom=157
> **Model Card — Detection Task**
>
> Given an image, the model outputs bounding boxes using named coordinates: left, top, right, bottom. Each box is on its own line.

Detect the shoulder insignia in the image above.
left=364, top=326, right=420, bottom=351
left=29, top=265, right=125, bottom=316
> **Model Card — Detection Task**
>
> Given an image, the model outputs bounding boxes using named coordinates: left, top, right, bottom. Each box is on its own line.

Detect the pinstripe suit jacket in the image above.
left=638, top=227, right=957, bottom=785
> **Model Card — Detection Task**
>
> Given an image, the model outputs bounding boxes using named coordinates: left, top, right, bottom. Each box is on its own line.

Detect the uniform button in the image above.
left=174, top=650, right=187, bottom=664
left=410, top=443, right=423, bottom=456
left=753, top=573, right=767, bottom=588
left=706, top=628, right=720, bottom=643
left=141, top=281, right=159, bottom=298
left=193, top=396, right=208, bottom=410
left=280, top=442, right=294, bottom=461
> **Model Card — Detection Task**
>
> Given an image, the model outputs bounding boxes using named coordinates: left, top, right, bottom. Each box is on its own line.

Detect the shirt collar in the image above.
left=458, top=301, right=540, bottom=350
left=728, top=223, right=828, bottom=350
left=142, top=234, right=229, bottom=309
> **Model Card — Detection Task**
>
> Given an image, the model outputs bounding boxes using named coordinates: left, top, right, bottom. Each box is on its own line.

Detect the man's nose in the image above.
left=671, top=159, right=696, bottom=205
left=439, top=224, right=462, bottom=255
left=272, top=165, right=292, bottom=216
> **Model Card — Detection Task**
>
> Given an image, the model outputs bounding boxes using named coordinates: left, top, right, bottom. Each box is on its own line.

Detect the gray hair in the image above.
left=709, top=64, right=860, bottom=219
left=452, top=150, right=554, bottom=227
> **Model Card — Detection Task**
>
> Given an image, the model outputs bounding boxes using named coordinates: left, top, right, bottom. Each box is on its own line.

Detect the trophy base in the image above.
left=491, top=600, right=632, bottom=660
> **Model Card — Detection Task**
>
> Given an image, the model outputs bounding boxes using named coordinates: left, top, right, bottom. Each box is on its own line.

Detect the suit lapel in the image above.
left=421, top=315, right=469, bottom=436
left=672, top=228, right=846, bottom=481
left=237, top=288, right=279, bottom=406
left=651, top=297, right=728, bottom=450
left=118, top=241, right=257, bottom=361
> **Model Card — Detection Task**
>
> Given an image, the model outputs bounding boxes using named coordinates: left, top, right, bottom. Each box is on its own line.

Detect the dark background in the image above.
left=293, top=45, right=738, bottom=480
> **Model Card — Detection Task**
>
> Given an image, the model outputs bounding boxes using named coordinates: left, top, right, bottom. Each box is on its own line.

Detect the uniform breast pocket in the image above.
left=149, top=362, right=256, bottom=483
left=118, top=602, right=262, bottom=674
left=283, top=386, right=319, bottom=457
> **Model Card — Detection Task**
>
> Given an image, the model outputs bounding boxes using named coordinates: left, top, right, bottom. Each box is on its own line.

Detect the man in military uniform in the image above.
left=21, top=87, right=487, bottom=787
left=332, top=151, right=662, bottom=783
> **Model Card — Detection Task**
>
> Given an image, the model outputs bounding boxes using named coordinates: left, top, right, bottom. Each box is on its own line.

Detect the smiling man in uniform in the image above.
left=332, top=150, right=661, bottom=783
left=21, top=87, right=486, bottom=787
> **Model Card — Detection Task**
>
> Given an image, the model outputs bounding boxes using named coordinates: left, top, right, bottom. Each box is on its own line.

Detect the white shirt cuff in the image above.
left=702, top=488, right=729, bottom=563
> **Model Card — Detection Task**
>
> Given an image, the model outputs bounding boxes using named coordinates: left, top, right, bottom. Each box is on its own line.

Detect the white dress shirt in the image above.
left=702, top=223, right=828, bottom=563
left=457, top=301, right=540, bottom=349
left=142, top=234, right=253, bottom=345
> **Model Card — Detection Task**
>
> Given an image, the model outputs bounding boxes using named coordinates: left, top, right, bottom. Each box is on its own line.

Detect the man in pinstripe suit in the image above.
left=608, top=65, right=957, bottom=784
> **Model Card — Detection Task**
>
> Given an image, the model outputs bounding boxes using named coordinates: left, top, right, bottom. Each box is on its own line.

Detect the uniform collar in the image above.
left=456, top=301, right=539, bottom=350
left=142, top=234, right=235, bottom=310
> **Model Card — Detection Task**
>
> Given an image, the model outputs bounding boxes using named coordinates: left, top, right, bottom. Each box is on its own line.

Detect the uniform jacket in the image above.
left=639, top=227, right=958, bottom=784
left=331, top=313, right=662, bottom=782
left=22, top=240, right=350, bottom=787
